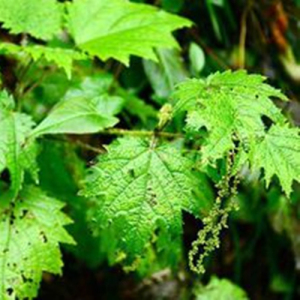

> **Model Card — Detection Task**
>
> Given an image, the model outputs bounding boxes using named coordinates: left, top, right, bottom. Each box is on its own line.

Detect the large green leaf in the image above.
left=0, top=186, right=74, bottom=300
left=173, top=70, right=287, bottom=164
left=81, top=137, right=204, bottom=262
left=172, top=70, right=299, bottom=196
left=31, top=95, right=119, bottom=137
left=67, top=0, right=192, bottom=65
left=0, top=0, right=62, bottom=40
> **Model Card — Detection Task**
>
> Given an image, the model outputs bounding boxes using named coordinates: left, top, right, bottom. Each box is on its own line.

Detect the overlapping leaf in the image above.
left=0, top=186, right=74, bottom=300
left=81, top=137, right=202, bottom=261
left=67, top=0, right=192, bottom=65
left=0, top=0, right=62, bottom=40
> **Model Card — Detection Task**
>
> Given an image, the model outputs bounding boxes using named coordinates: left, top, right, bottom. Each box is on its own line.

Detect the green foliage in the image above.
left=173, top=70, right=298, bottom=195
left=81, top=137, right=202, bottom=263
left=0, top=186, right=74, bottom=300
left=0, top=0, right=299, bottom=298
left=0, top=0, right=62, bottom=40
left=67, top=0, right=192, bottom=65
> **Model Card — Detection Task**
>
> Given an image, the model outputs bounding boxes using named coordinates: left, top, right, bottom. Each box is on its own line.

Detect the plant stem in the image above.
left=103, top=128, right=183, bottom=139
left=238, top=0, right=253, bottom=69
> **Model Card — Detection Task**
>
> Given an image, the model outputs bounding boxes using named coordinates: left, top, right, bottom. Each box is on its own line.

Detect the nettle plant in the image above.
left=0, top=0, right=299, bottom=299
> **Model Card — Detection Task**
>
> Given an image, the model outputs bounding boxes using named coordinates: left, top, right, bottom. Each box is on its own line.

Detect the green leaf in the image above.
left=0, top=186, right=74, bottom=300
left=249, top=124, right=300, bottom=196
left=67, top=0, right=192, bottom=65
left=0, top=0, right=62, bottom=40
left=81, top=137, right=201, bottom=262
left=195, top=276, right=249, bottom=300
left=173, top=70, right=287, bottom=164
left=31, top=95, right=119, bottom=137
left=0, top=43, right=86, bottom=79
left=66, top=74, right=157, bottom=124
left=65, top=75, right=125, bottom=116
left=143, top=48, right=188, bottom=101
left=0, top=92, right=36, bottom=193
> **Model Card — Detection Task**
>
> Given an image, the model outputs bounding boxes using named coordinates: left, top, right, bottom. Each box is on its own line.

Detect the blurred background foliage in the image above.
left=1, top=0, right=300, bottom=299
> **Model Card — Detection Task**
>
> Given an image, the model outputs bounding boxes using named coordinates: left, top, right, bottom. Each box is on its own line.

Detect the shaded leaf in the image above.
left=143, top=48, right=188, bottom=101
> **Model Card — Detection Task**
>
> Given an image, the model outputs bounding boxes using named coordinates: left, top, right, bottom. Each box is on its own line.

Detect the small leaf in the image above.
left=189, top=42, right=205, bottom=75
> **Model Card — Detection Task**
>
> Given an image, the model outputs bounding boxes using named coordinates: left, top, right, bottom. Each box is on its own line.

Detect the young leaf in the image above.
left=0, top=92, right=37, bottom=193
left=173, top=70, right=287, bottom=164
left=81, top=137, right=201, bottom=262
left=31, top=95, right=119, bottom=137
left=249, top=124, right=300, bottom=196
left=67, top=0, right=192, bottom=65
left=0, top=43, right=87, bottom=79
left=0, top=186, right=74, bottom=300
left=0, top=0, right=62, bottom=40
